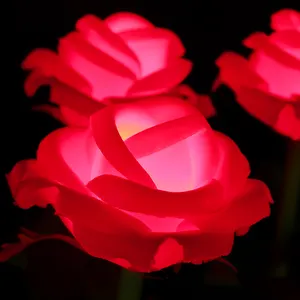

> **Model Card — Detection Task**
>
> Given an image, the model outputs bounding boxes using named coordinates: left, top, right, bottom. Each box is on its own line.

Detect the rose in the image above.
left=7, top=95, right=272, bottom=272
left=215, top=9, right=300, bottom=140
left=22, top=12, right=202, bottom=126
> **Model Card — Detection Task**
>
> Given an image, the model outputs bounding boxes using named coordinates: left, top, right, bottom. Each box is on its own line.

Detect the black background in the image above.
left=1, top=0, right=300, bottom=299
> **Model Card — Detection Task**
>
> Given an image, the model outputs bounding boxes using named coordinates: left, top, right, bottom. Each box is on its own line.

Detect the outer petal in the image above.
left=6, top=160, right=57, bottom=209
left=236, top=87, right=300, bottom=139
left=271, top=9, right=300, bottom=31
left=59, top=106, right=90, bottom=127
left=119, top=28, right=185, bottom=77
left=213, top=132, right=250, bottom=199
left=87, top=175, right=223, bottom=219
left=244, top=32, right=300, bottom=70
left=36, top=127, right=99, bottom=188
left=172, top=85, right=216, bottom=118
left=127, top=58, right=192, bottom=97
left=76, top=15, right=140, bottom=76
left=22, top=49, right=92, bottom=97
left=195, top=179, right=272, bottom=233
left=58, top=32, right=135, bottom=100
left=105, top=12, right=154, bottom=34
left=215, top=52, right=267, bottom=92
left=275, top=104, right=300, bottom=140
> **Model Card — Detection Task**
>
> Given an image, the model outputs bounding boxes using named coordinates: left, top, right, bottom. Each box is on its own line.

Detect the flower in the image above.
left=22, top=12, right=207, bottom=126
left=215, top=9, right=300, bottom=140
left=7, top=95, right=272, bottom=272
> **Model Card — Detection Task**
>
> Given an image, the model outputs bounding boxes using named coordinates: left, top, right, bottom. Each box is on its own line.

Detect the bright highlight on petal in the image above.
left=7, top=94, right=272, bottom=272
left=215, top=8, right=300, bottom=140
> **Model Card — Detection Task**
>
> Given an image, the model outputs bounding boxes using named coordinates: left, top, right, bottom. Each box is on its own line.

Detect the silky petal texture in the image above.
left=172, top=84, right=216, bottom=118
left=105, top=12, right=154, bottom=33
left=58, top=32, right=135, bottom=100
left=22, top=49, right=92, bottom=97
left=22, top=12, right=191, bottom=126
left=127, top=59, right=192, bottom=96
left=216, top=9, right=300, bottom=140
left=119, top=28, right=185, bottom=77
left=271, top=9, right=300, bottom=31
left=7, top=94, right=272, bottom=271
left=76, top=15, right=141, bottom=76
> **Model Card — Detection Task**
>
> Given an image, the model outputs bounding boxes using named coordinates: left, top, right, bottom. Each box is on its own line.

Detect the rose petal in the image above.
left=127, top=58, right=192, bottom=97
left=179, top=233, right=234, bottom=264
left=199, top=179, right=272, bottom=233
left=124, top=113, right=209, bottom=159
left=69, top=222, right=160, bottom=272
left=152, top=238, right=183, bottom=270
left=244, top=32, right=300, bottom=70
left=76, top=15, right=140, bottom=75
left=216, top=52, right=267, bottom=91
left=105, top=12, right=154, bottom=34
left=236, top=87, right=299, bottom=137
left=124, top=112, right=219, bottom=191
left=58, top=32, right=135, bottom=100
left=119, top=28, right=185, bottom=77
left=271, top=9, right=300, bottom=31
left=49, top=80, right=103, bottom=116
left=275, top=104, right=300, bottom=140
left=87, top=174, right=223, bottom=218
left=213, top=132, right=250, bottom=199
left=172, top=85, right=216, bottom=118
left=59, top=106, right=89, bottom=127
left=22, top=49, right=91, bottom=96
left=36, top=127, right=98, bottom=187
left=32, top=104, right=65, bottom=123
left=90, top=106, right=156, bottom=188
left=6, top=160, right=57, bottom=209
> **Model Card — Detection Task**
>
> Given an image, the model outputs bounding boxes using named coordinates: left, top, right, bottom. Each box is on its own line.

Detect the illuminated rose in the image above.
left=215, top=9, right=300, bottom=140
left=7, top=95, right=271, bottom=272
left=22, top=12, right=209, bottom=126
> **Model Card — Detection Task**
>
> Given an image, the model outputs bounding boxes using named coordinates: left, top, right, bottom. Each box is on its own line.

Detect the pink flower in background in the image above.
left=23, top=12, right=215, bottom=126
left=7, top=95, right=271, bottom=272
left=215, top=9, right=300, bottom=140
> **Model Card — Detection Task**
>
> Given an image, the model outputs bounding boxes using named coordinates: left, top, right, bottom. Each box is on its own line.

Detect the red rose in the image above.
left=22, top=12, right=208, bottom=126
left=7, top=96, right=271, bottom=272
left=215, top=9, right=300, bottom=140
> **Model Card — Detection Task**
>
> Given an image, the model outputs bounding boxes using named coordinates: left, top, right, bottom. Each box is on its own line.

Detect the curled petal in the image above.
left=271, top=9, right=300, bottom=31
left=213, top=132, right=250, bottom=199
left=180, top=233, right=234, bottom=265
left=32, top=104, right=65, bottom=123
left=76, top=15, right=140, bottom=75
left=105, top=12, right=154, bottom=33
left=58, top=32, right=135, bottom=100
left=59, top=106, right=89, bottom=127
left=49, top=80, right=103, bottom=116
left=173, top=85, right=216, bottom=118
left=127, top=58, right=192, bottom=96
left=201, top=179, right=272, bottom=233
left=124, top=113, right=210, bottom=158
left=90, top=106, right=156, bottom=188
left=244, top=32, right=300, bottom=70
left=22, top=49, right=91, bottom=96
left=236, top=87, right=300, bottom=139
left=36, top=127, right=99, bottom=188
left=119, top=28, right=185, bottom=77
left=275, top=104, right=300, bottom=140
left=6, top=159, right=56, bottom=209
left=87, top=175, right=223, bottom=219
left=216, top=52, right=267, bottom=91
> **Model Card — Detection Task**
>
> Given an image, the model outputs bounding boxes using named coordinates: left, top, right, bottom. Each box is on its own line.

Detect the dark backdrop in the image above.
left=1, top=0, right=299, bottom=299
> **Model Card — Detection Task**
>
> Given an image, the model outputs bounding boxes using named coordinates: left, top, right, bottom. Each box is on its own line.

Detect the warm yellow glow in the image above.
left=119, top=123, right=142, bottom=140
